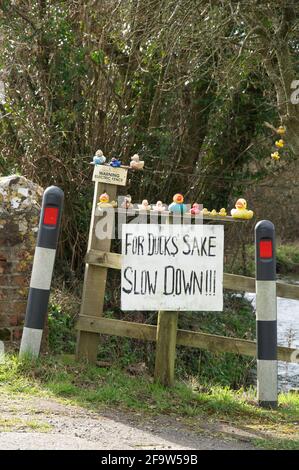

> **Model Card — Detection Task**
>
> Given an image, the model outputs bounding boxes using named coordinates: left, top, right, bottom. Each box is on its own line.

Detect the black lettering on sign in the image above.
left=125, top=233, right=144, bottom=255
left=209, top=237, right=216, bottom=256
left=182, top=234, right=191, bottom=254
left=164, top=266, right=175, bottom=295
left=122, top=266, right=133, bottom=293
left=201, top=237, right=208, bottom=256
left=195, top=271, right=203, bottom=295
left=125, top=233, right=132, bottom=255
left=205, top=270, right=208, bottom=295
left=213, top=270, right=216, bottom=295
left=182, top=235, right=218, bottom=256
left=148, top=234, right=178, bottom=256
left=122, top=267, right=158, bottom=295
left=162, top=268, right=216, bottom=296
left=182, top=269, right=192, bottom=294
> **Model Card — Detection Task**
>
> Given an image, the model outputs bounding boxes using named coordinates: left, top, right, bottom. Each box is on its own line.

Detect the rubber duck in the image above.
left=121, top=194, right=133, bottom=209
left=92, top=149, right=106, bottom=165
left=190, top=203, right=201, bottom=215
left=201, top=208, right=210, bottom=216
left=97, top=192, right=117, bottom=208
left=110, top=157, right=121, bottom=167
left=168, top=194, right=187, bottom=214
left=271, top=151, right=280, bottom=161
left=277, top=126, right=286, bottom=135
left=218, top=208, right=227, bottom=217
left=230, top=198, right=253, bottom=219
left=138, top=199, right=150, bottom=211
left=130, top=154, right=144, bottom=170
left=210, top=209, right=217, bottom=216
left=152, top=201, right=166, bottom=212
left=275, top=139, right=284, bottom=148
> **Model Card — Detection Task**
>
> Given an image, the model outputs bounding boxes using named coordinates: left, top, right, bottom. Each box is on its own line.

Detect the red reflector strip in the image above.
left=259, top=239, right=272, bottom=259
left=43, top=207, right=59, bottom=226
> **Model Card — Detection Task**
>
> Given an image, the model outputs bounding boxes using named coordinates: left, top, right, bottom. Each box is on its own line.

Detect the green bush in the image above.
left=230, top=243, right=299, bottom=277
left=48, top=303, right=76, bottom=354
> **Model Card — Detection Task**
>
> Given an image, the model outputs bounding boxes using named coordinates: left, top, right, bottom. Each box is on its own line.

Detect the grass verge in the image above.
left=0, top=354, right=298, bottom=449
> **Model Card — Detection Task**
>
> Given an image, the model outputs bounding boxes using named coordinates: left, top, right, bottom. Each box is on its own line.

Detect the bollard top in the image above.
left=255, top=219, right=275, bottom=236
left=37, top=185, right=64, bottom=249
left=255, top=220, right=276, bottom=281
left=43, top=186, right=64, bottom=205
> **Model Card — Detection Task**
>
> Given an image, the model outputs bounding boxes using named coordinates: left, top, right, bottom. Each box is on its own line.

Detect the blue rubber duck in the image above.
left=168, top=193, right=187, bottom=214
left=110, top=157, right=121, bottom=167
left=92, top=149, right=106, bottom=165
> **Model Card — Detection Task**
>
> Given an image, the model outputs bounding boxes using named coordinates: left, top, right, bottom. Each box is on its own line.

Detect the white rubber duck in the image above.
left=130, top=154, right=144, bottom=170
left=121, top=195, right=133, bottom=209
left=152, top=201, right=167, bottom=212
left=138, top=199, right=150, bottom=211
left=92, top=149, right=106, bottom=165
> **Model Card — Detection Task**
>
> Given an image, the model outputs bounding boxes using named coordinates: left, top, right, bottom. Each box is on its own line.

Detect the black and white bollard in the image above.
left=19, top=186, right=64, bottom=358
left=255, top=220, right=277, bottom=409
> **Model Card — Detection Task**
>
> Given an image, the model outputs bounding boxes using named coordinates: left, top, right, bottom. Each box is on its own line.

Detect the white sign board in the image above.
left=92, top=165, right=128, bottom=186
left=121, top=224, right=224, bottom=311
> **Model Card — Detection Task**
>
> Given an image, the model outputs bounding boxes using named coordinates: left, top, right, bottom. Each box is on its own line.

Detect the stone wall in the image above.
left=0, top=175, right=43, bottom=344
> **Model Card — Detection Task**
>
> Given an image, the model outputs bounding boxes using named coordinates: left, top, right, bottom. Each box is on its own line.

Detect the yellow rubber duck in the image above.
left=210, top=209, right=217, bottom=216
left=276, top=126, right=286, bottom=135
left=201, top=208, right=210, bottom=216
left=271, top=151, right=280, bottom=161
left=97, top=192, right=117, bottom=208
left=231, top=198, right=253, bottom=220
left=218, top=208, right=227, bottom=217
left=275, top=139, right=284, bottom=148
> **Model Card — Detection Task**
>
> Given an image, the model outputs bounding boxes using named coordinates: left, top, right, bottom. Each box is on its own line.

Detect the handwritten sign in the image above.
left=92, top=165, right=128, bottom=186
left=121, top=224, right=224, bottom=311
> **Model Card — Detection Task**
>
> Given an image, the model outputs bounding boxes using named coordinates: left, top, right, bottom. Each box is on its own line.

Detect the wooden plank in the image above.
left=154, top=311, right=178, bottom=386
left=276, top=281, right=299, bottom=300
left=116, top=207, right=243, bottom=222
left=76, top=181, right=117, bottom=363
left=224, top=273, right=256, bottom=293
left=85, top=250, right=299, bottom=300
left=77, top=315, right=157, bottom=341
left=86, top=249, right=121, bottom=270
left=76, top=316, right=298, bottom=363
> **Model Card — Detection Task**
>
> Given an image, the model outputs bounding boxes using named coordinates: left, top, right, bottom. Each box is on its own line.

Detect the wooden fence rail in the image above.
left=76, top=315, right=299, bottom=363
left=77, top=248, right=299, bottom=379
left=85, top=249, right=299, bottom=300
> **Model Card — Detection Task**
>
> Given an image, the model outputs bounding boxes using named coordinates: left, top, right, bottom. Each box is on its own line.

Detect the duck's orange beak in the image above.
left=100, top=193, right=109, bottom=203
left=174, top=194, right=184, bottom=203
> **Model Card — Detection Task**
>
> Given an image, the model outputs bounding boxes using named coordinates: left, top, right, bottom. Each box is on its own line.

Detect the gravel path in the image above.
left=0, top=394, right=257, bottom=450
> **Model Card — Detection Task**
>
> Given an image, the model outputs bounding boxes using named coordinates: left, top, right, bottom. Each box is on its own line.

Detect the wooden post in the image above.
left=154, top=214, right=179, bottom=386
left=76, top=180, right=117, bottom=362
left=154, top=310, right=179, bottom=386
